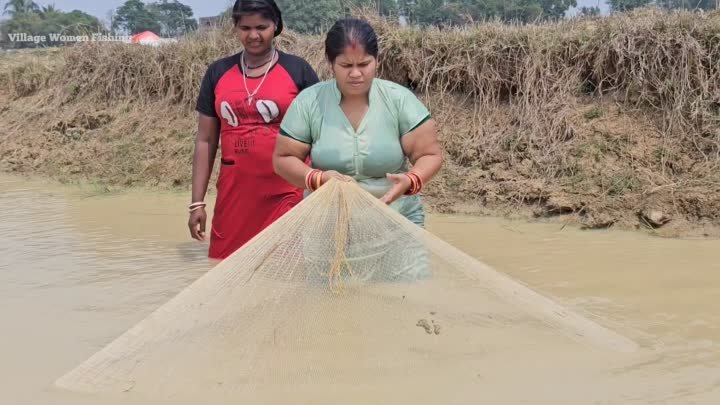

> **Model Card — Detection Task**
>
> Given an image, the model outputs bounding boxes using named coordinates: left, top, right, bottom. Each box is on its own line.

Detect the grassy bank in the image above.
left=1, top=8, right=719, bottom=236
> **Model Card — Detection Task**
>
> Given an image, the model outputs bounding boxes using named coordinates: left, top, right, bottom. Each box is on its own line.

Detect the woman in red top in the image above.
left=188, top=0, right=319, bottom=259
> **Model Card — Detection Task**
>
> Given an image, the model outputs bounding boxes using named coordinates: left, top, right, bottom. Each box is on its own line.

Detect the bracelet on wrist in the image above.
left=305, top=169, right=324, bottom=191
left=188, top=201, right=206, bottom=213
left=404, top=172, right=423, bottom=195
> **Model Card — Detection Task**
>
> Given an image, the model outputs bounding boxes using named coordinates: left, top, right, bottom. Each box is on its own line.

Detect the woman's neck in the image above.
left=341, top=93, right=369, bottom=106
left=243, top=47, right=274, bottom=67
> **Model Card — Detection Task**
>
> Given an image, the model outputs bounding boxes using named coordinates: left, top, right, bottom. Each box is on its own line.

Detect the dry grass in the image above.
left=0, top=8, right=719, bottom=235
left=0, top=48, right=62, bottom=99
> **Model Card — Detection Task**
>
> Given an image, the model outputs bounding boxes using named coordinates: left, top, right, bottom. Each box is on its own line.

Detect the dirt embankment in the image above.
left=1, top=9, right=718, bottom=236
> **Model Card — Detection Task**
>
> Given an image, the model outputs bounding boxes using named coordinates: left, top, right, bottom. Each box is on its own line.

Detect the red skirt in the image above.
left=208, top=158, right=303, bottom=260
left=208, top=123, right=303, bottom=259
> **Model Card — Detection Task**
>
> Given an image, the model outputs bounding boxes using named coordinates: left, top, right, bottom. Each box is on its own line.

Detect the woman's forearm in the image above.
left=402, top=119, right=443, bottom=189
left=273, top=155, right=312, bottom=189
left=409, top=152, right=443, bottom=187
left=192, top=116, right=220, bottom=204
left=191, top=138, right=217, bottom=203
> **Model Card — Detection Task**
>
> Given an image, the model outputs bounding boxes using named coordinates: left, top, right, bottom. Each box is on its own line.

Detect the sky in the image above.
left=7, top=0, right=612, bottom=24
left=27, top=0, right=234, bottom=23
left=568, top=0, right=611, bottom=15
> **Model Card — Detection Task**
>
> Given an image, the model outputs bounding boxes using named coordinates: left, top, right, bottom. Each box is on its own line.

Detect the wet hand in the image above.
left=188, top=208, right=207, bottom=241
left=379, top=173, right=411, bottom=205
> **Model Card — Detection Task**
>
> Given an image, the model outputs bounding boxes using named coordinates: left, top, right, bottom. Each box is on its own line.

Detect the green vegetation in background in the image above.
left=578, top=5, right=601, bottom=15
left=3, top=0, right=38, bottom=16
left=113, top=0, right=197, bottom=37
left=0, top=0, right=197, bottom=49
left=1, top=1, right=103, bottom=48
left=271, top=0, right=582, bottom=29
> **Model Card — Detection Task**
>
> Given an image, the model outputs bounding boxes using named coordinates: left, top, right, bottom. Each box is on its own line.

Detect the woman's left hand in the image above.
left=379, top=173, right=412, bottom=205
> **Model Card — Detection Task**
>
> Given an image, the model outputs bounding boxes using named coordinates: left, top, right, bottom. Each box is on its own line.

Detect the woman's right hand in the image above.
left=321, top=170, right=354, bottom=185
left=188, top=208, right=207, bottom=241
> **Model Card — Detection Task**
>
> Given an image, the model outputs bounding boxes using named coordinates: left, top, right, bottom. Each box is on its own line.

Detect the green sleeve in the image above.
left=279, top=93, right=312, bottom=144
left=397, top=88, right=431, bottom=136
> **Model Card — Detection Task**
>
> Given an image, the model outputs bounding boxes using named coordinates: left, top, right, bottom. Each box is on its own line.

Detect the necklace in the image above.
left=245, top=55, right=273, bottom=69
left=241, top=49, right=276, bottom=105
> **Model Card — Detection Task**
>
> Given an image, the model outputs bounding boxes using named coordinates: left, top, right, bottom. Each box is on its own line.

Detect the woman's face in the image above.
left=235, top=13, right=275, bottom=56
left=332, top=44, right=377, bottom=98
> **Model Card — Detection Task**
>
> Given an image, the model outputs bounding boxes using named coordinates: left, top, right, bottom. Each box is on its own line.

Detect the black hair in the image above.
left=232, top=0, right=283, bottom=37
left=324, top=18, right=379, bottom=63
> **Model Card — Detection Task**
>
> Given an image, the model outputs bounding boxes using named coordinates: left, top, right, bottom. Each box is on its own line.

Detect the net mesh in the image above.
left=54, top=179, right=638, bottom=402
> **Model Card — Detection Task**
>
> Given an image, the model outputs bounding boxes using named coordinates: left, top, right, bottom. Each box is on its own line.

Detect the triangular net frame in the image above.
left=54, top=179, right=637, bottom=402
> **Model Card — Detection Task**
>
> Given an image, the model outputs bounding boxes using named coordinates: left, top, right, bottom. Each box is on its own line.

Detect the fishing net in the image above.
left=54, top=179, right=637, bottom=403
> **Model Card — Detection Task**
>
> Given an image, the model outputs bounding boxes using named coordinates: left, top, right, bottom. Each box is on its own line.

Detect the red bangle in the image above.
left=305, top=169, right=323, bottom=191
left=406, top=173, right=417, bottom=195
left=404, top=172, right=423, bottom=195
left=305, top=169, right=314, bottom=190
left=315, top=170, right=323, bottom=190
left=312, top=170, right=320, bottom=191
left=414, top=172, right=424, bottom=192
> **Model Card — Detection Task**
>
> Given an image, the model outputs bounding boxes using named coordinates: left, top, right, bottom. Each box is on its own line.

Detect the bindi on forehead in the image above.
left=343, top=43, right=368, bottom=58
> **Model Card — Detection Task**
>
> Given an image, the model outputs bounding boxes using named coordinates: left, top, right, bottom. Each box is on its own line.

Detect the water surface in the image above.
left=1, top=174, right=718, bottom=404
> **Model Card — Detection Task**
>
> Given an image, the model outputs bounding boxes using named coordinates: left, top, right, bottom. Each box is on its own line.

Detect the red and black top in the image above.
left=196, top=50, right=319, bottom=259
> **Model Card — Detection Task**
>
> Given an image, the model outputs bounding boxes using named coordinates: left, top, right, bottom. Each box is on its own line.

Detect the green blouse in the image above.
left=282, top=78, right=432, bottom=279
left=279, top=78, right=431, bottom=200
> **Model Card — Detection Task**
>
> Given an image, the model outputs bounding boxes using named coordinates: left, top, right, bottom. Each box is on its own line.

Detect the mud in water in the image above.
left=1, top=174, right=719, bottom=405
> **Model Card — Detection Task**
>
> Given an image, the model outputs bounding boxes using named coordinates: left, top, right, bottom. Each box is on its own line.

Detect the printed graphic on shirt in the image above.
left=233, top=137, right=255, bottom=155
left=195, top=51, right=319, bottom=160
left=256, top=100, right=280, bottom=123
left=195, top=51, right=319, bottom=121
left=219, top=98, right=280, bottom=127
left=220, top=101, right=238, bottom=127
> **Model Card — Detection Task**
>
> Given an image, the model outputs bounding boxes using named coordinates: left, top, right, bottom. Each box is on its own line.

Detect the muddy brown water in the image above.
left=1, top=173, right=719, bottom=404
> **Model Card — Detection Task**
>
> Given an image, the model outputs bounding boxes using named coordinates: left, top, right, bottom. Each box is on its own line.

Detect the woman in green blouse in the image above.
left=272, top=18, right=443, bottom=227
